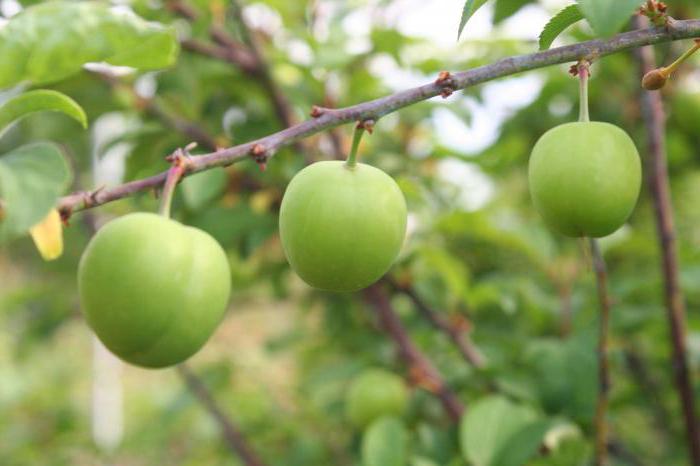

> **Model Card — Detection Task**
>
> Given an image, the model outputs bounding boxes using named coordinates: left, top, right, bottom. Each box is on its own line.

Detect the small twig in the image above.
left=623, top=347, right=672, bottom=441
left=363, top=284, right=465, bottom=423
left=177, top=364, right=267, bottom=466
left=386, top=279, right=486, bottom=369
left=633, top=16, right=700, bottom=465
left=589, top=238, right=611, bottom=466
left=56, top=20, right=700, bottom=217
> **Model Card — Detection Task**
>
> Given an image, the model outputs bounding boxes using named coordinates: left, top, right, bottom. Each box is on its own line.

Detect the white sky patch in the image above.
left=0, top=0, right=21, bottom=18
left=383, top=0, right=492, bottom=46
left=437, top=158, right=495, bottom=211
left=286, top=39, right=314, bottom=66
left=134, top=72, right=158, bottom=99
left=433, top=74, right=544, bottom=155
left=244, top=3, right=283, bottom=36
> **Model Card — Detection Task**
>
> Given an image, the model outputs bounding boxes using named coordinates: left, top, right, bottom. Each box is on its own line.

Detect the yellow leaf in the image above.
left=29, top=209, right=63, bottom=261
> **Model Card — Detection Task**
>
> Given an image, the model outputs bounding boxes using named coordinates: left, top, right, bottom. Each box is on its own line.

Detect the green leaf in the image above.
left=0, top=1, right=179, bottom=89
left=0, top=90, right=87, bottom=136
left=494, top=0, right=534, bottom=24
left=459, top=395, right=537, bottom=466
left=181, top=168, right=228, bottom=211
left=458, top=0, right=490, bottom=39
left=492, top=420, right=554, bottom=466
left=362, top=417, right=409, bottom=466
left=576, top=0, right=643, bottom=37
left=0, top=143, right=72, bottom=241
left=539, top=4, right=585, bottom=51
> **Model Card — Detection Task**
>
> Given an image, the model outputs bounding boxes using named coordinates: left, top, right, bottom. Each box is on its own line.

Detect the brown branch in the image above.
left=180, top=37, right=258, bottom=74
left=589, top=238, right=611, bottom=466
left=56, top=20, right=700, bottom=217
left=622, top=347, right=672, bottom=441
left=93, top=69, right=221, bottom=152
left=633, top=16, right=700, bottom=465
left=386, top=279, right=486, bottom=369
left=363, top=284, right=465, bottom=423
left=177, top=364, right=267, bottom=466
left=229, top=0, right=297, bottom=129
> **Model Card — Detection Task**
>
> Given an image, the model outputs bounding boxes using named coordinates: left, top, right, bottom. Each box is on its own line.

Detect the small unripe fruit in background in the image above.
left=346, top=369, right=409, bottom=428
left=78, top=213, right=231, bottom=368
left=279, top=160, right=407, bottom=292
left=528, top=122, right=641, bottom=238
left=642, top=68, right=669, bottom=90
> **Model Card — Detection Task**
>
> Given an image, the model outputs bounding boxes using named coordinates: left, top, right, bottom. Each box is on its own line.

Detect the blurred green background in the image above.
left=2, top=0, right=700, bottom=464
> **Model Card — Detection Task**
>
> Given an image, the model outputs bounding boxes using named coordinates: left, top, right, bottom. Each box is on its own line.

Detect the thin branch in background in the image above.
left=56, top=20, right=700, bottom=217
left=93, top=70, right=221, bottom=152
left=386, top=279, right=486, bottom=369
left=623, top=347, right=672, bottom=442
left=633, top=16, right=700, bottom=465
left=589, top=238, right=611, bottom=466
left=363, top=284, right=465, bottom=423
left=177, top=364, right=268, bottom=466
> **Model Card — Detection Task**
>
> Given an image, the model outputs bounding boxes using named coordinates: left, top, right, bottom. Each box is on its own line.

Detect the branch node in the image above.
left=250, top=144, right=268, bottom=171
left=310, top=105, right=326, bottom=118
left=436, top=71, right=456, bottom=99
left=165, top=146, right=195, bottom=172
left=409, top=365, right=441, bottom=394
left=357, top=119, right=375, bottom=134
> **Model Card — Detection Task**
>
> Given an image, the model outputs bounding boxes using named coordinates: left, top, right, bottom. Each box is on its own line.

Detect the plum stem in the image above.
left=346, top=124, right=365, bottom=168
left=578, top=61, right=590, bottom=123
left=663, top=40, right=700, bottom=76
left=159, top=148, right=189, bottom=218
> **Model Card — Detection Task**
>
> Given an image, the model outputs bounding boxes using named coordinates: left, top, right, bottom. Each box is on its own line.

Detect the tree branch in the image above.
left=633, top=16, right=700, bottom=465
left=386, top=279, right=486, bottom=369
left=589, top=238, right=612, bottom=466
left=57, top=20, right=700, bottom=217
left=177, top=364, right=267, bottom=466
left=363, top=284, right=465, bottom=423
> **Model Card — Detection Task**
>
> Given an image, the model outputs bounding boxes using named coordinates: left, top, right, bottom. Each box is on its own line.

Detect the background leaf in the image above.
left=181, top=168, right=228, bottom=211
left=0, top=143, right=71, bottom=241
left=362, top=417, right=409, bottom=466
left=494, top=0, right=535, bottom=24
left=458, top=0, right=490, bottom=39
left=539, top=4, right=585, bottom=50
left=0, top=1, right=179, bottom=89
left=459, top=395, right=538, bottom=466
left=576, top=0, right=642, bottom=37
left=0, top=90, right=87, bottom=136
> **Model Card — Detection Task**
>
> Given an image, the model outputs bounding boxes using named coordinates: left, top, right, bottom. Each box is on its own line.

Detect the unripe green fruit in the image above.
left=346, top=369, right=408, bottom=428
left=78, top=213, right=231, bottom=368
left=528, top=122, right=641, bottom=238
left=279, top=161, right=407, bottom=292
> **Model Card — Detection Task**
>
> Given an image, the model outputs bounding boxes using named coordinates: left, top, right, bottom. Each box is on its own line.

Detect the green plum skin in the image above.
left=346, top=369, right=409, bottom=428
left=279, top=161, right=407, bottom=292
left=78, top=213, right=231, bottom=368
left=528, top=122, right=642, bottom=238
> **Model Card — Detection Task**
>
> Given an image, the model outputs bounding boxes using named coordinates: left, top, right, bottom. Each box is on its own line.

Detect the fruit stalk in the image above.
left=346, top=124, right=365, bottom=168
left=589, top=238, right=611, bottom=466
left=663, top=39, right=700, bottom=76
left=578, top=61, right=590, bottom=123
left=158, top=150, right=189, bottom=218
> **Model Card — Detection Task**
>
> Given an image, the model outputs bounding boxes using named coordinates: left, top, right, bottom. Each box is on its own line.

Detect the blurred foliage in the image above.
left=2, top=0, right=700, bottom=465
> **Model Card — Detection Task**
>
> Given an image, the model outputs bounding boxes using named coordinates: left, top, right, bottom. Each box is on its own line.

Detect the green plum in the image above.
left=279, top=160, right=407, bottom=292
left=528, top=122, right=641, bottom=237
left=78, top=213, right=231, bottom=368
left=346, top=369, right=409, bottom=428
